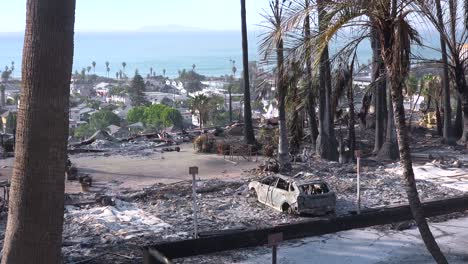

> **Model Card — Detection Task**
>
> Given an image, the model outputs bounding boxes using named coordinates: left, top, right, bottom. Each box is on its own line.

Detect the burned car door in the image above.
left=270, top=178, right=291, bottom=209
left=257, top=176, right=277, bottom=203
left=265, top=177, right=279, bottom=205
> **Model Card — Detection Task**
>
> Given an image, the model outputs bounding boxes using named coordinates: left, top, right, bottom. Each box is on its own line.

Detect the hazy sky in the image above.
left=0, top=0, right=268, bottom=32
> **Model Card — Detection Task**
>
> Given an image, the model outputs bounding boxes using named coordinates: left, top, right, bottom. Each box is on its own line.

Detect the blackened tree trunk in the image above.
left=377, top=81, right=399, bottom=160
left=2, top=0, right=76, bottom=263
left=304, top=0, right=319, bottom=150
left=347, top=69, right=356, bottom=161
left=454, top=96, right=463, bottom=138
left=316, top=0, right=338, bottom=161
left=461, top=94, right=468, bottom=143
left=371, top=26, right=386, bottom=153
left=435, top=101, right=443, bottom=136
left=240, top=0, right=256, bottom=145
left=435, top=0, right=453, bottom=144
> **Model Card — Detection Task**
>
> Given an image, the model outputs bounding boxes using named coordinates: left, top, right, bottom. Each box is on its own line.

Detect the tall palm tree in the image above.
left=163, top=68, right=166, bottom=77
left=122, top=62, right=127, bottom=74
left=317, top=1, right=448, bottom=262
left=150, top=67, right=153, bottom=77
left=192, top=64, right=196, bottom=72
left=418, top=0, right=468, bottom=143
left=434, top=0, right=453, bottom=144
left=303, top=0, right=319, bottom=151
left=86, top=66, right=92, bottom=74
left=316, top=0, right=338, bottom=161
left=1, top=0, right=76, bottom=262
left=92, top=61, right=96, bottom=74
left=371, top=24, right=387, bottom=154
left=240, top=0, right=256, bottom=145
left=260, top=0, right=292, bottom=171
left=105, top=61, right=110, bottom=77
left=191, top=95, right=210, bottom=129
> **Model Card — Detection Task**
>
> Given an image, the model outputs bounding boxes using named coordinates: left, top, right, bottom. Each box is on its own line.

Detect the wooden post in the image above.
left=189, top=166, right=199, bottom=238
left=268, top=233, right=283, bottom=264
left=355, top=150, right=361, bottom=214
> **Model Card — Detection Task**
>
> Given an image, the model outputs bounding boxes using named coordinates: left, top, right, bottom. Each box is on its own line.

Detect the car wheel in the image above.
left=281, top=203, right=291, bottom=214
left=249, top=188, right=257, bottom=199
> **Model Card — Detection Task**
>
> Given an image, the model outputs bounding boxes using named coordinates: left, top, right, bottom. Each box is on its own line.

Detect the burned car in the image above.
left=248, top=175, right=336, bottom=215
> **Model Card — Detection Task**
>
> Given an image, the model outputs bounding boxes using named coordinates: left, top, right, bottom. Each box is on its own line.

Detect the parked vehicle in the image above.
left=248, top=175, right=336, bottom=215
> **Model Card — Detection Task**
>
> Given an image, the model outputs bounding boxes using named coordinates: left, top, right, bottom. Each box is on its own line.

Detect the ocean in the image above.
left=0, top=30, right=441, bottom=78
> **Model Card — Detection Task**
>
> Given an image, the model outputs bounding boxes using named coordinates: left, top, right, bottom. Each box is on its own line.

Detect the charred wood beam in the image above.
left=143, top=195, right=468, bottom=262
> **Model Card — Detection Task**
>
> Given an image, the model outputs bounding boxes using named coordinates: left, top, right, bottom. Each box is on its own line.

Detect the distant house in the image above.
left=177, top=108, right=192, bottom=124
left=95, top=82, right=111, bottom=97
left=106, top=94, right=131, bottom=105
left=69, top=107, right=81, bottom=121
left=79, top=107, right=96, bottom=121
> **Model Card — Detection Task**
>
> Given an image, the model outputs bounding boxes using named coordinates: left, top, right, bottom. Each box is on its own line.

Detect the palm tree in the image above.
left=191, top=95, right=210, bottom=129
left=105, top=61, right=110, bottom=77
left=260, top=0, right=291, bottom=171
left=303, top=0, right=319, bottom=151
left=418, top=0, right=468, bottom=143
left=1, top=0, right=76, bottom=262
left=315, top=0, right=339, bottom=161
left=371, top=24, right=387, bottom=154
left=434, top=0, right=453, bottom=144
left=163, top=68, right=166, bottom=77
left=86, top=66, right=92, bottom=74
left=316, top=1, right=448, bottom=262
left=92, top=61, right=96, bottom=74
left=192, top=64, right=196, bottom=72
left=240, top=0, right=256, bottom=145
left=150, top=67, right=153, bottom=77
left=122, top=62, right=127, bottom=74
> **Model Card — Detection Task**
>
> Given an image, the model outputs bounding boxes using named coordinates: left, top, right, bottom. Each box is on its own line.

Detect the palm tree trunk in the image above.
left=277, top=36, right=291, bottom=171
left=377, top=81, right=399, bottom=160
left=461, top=94, right=468, bottom=143
left=347, top=69, right=356, bottom=160
left=2, top=0, right=76, bottom=263
left=229, top=84, right=233, bottom=123
left=371, top=25, right=386, bottom=153
left=435, top=0, right=453, bottom=144
left=304, top=0, right=319, bottom=150
left=240, top=0, right=256, bottom=145
left=454, top=96, right=463, bottom=138
left=389, top=75, right=448, bottom=264
left=436, top=101, right=443, bottom=136
left=316, top=0, right=338, bottom=161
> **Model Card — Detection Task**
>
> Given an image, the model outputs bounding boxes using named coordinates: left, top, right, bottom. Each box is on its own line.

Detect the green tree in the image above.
left=74, top=124, right=95, bottom=138
left=92, top=61, right=96, bottom=73
left=129, top=71, right=148, bottom=106
left=88, top=110, right=121, bottom=130
left=127, top=106, right=146, bottom=124
left=162, top=107, right=183, bottom=128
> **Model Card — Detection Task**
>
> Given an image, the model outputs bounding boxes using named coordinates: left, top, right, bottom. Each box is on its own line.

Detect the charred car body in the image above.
left=248, top=175, right=336, bottom=215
